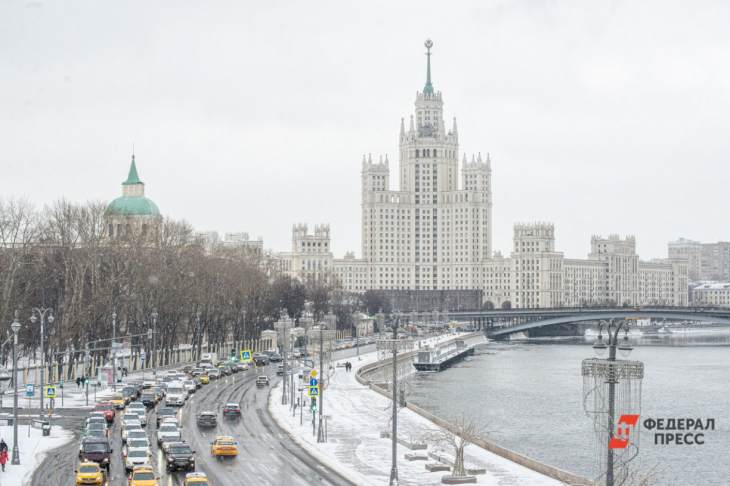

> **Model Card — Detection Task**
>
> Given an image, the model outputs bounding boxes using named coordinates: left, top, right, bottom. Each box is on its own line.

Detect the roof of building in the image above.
left=122, top=155, right=142, bottom=185
left=106, top=196, right=160, bottom=217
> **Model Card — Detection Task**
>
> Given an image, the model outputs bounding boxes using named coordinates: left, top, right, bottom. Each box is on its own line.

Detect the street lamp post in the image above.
left=111, top=310, right=117, bottom=391
left=11, top=311, right=22, bottom=465
left=151, top=309, right=158, bottom=374
left=30, top=307, right=54, bottom=411
left=274, top=311, right=293, bottom=406
left=591, top=319, right=636, bottom=486
left=376, top=311, right=414, bottom=486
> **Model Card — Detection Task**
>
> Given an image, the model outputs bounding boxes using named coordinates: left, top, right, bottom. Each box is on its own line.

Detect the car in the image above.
left=153, top=384, right=165, bottom=398
left=156, top=407, right=177, bottom=426
left=86, top=422, right=108, bottom=436
left=157, top=424, right=181, bottom=445
left=83, top=428, right=108, bottom=440
left=75, top=461, right=105, bottom=485
left=78, top=438, right=112, bottom=470
left=182, top=380, right=197, bottom=394
left=268, top=352, right=283, bottom=362
left=110, top=393, right=126, bottom=409
left=124, top=438, right=151, bottom=455
left=234, top=362, right=249, bottom=372
left=126, top=430, right=148, bottom=443
left=190, top=368, right=204, bottom=377
left=252, top=353, right=270, bottom=366
left=210, top=435, right=238, bottom=459
left=143, top=378, right=156, bottom=389
left=122, top=386, right=137, bottom=403
left=166, top=392, right=185, bottom=407
left=164, top=441, right=196, bottom=472
left=128, top=465, right=158, bottom=486
left=93, top=402, right=115, bottom=423
left=184, top=472, right=210, bottom=486
left=124, top=448, right=151, bottom=472
left=207, top=369, right=221, bottom=380
left=216, top=364, right=231, bottom=376
left=122, top=422, right=143, bottom=442
left=86, top=415, right=108, bottom=428
left=222, top=403, right=241, bottom=418
left=127, top=401, right=146, bottom=413
left=125, top=410, right=147, bottom=427
left=182, top=365, right=194, bottom=374
left=256, top=375, right=270, bottom=387
left=160, top=416, right=180, bottom=428
left=140, top=392, right=157, bottom=407
left=196, top=411, right=217, bottom=428
left=198, top=374, right=209, bottom=385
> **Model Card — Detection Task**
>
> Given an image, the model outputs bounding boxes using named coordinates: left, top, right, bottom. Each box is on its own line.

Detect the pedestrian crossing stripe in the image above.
left=308, top=385, right=319, bottom=397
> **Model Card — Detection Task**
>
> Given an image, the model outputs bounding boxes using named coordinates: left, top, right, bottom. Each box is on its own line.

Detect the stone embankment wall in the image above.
left=356, top=333, right=594, bottom=486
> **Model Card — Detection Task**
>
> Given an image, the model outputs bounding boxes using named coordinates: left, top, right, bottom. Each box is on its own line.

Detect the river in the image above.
left=408, top=329, right=730, bottom=486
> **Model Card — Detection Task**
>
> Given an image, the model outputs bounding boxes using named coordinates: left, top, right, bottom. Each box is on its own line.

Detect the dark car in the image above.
left=156, top=407, right=177, bottom=426
left=252, top=354, right=270, bottom=366
left=140, top=392, right=157, bottom=408
left=196, top=411, right=217, bottom=428
left=164, top=442, right=196, bottom=472
left=79, top=438, right=112, bottom=470
left=222, top=403, right=241, bottom=418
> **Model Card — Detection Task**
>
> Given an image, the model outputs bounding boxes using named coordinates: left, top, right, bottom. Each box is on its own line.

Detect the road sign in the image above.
left=25, top=384, right=34, bottom=397
left=308, top=385, right=319, bottom=397
left=309, top=378, right=318, bottom=387
left=310, top=369, right=318, bottom=378
left=45, top=385, right=57, bottom=399
left=240, top=349, right=252, bottom=363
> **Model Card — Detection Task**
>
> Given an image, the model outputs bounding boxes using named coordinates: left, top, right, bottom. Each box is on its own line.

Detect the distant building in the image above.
left=105, top=154, right=162, bottom=240
left=691, top=282, right=730, bottom=307
left=668, top=238, right=730, bottom=282
left=194, top=230, right=219, bottom=254
left=277, top=224, right=334, bottom=284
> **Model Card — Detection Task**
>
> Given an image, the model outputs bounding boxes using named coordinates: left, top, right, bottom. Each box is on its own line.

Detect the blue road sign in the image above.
left=25, top=384, right=34, bottom=397
left=45, top=385, right=57, bottom=399
left=308, top=385, right=319, bottom=397
left=309, top=378, right=318, bottom=387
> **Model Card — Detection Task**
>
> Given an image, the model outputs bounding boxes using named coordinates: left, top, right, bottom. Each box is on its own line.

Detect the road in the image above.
left=31, top=361, right=355, bottom=486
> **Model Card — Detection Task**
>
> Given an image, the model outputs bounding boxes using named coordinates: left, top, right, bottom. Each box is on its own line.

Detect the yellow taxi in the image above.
left=184, top=472, right=210, bottom=485
left=210, top=435, right=238, bottom=458
left=75, top=461, right=105, bottom=485
left=110, top=393, right=126, bottom=410
left=199, top=374, right=209, bottom=385
left=128, top=465, right=158, bottom=486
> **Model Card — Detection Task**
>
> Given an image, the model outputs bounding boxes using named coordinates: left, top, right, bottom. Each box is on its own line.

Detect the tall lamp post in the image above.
left=376, top=311, right=413, bottom=486
left=274, top=311, right=293, bottom=405
left=111, top=310, right=117, bottom=391
left=584, top=319, right=643, bottom=486
left=30, top=307, right=54, bottom=411
left=10, top=311, right=22, bottom=465
left=150, top=309, right=158, bottom=374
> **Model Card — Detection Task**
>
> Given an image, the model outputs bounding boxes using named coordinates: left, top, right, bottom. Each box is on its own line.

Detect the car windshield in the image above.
left=170, top=445, right=192, bottom=454
left=128, top=440, right=148, bottom=448
left=129, top=431, right=146, bottom=438
left=216, top=439, right=235, bottom=446
left=84, top=443, right=107, bottom=452
left=159, top=408, right=175, bottom=415
left=79, top=465, right=98, bottom=473
left=94, top=405, right=112, bottom=411
left=87, top=422, right=105, bottom=429
left=129, top=449, right=147, bottom=457
left=133, top=472, right=155, bottom=480
left=159, top=425, right=178, bottom=432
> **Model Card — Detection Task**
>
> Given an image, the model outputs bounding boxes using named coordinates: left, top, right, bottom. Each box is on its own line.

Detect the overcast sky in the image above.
left=2, top=1, right=729, bottom=259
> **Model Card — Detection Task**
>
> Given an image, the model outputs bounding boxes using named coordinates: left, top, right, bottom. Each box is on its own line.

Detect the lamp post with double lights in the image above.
left=274, top=311, right=293, bottom=405
left=30, top=307, right=54, bottom=411
left=589, top=319, right=640, bottom=486
left=10, top=311, right=22, bottom=465
left=111, top=310, right=117, bottom=391
left=377, top=311, right=414, bottom=486
left=150, top=309, right=158, bottom=374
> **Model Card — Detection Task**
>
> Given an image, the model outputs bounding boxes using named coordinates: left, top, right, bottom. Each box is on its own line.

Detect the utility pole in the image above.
left=30, top=307, right=54, bottom=411
left=11, top=311, right=21, bottom=465
left=151, top=309, right=158, bottom=374
left=111, top=310, right=117, bottom=391
left=84, top=341, right=90, bottom=406
left=317, top=322, right=324, bottom=442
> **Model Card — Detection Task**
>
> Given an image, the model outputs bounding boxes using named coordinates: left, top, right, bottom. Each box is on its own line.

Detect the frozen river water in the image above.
left=408, top=330, right=730, bottom=486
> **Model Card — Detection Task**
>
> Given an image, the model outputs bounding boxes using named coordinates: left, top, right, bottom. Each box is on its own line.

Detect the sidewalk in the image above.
left=269, top=345, right=564, bottom=486
left=0, top=423, right=73, bottom=486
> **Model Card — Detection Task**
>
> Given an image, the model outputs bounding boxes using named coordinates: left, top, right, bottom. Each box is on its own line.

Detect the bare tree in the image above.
left=428, top=415, right=483, bottom=478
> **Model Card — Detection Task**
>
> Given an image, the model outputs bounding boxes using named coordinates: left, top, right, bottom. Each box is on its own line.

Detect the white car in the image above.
left=156, top=424, right=181, bottom=444
left=182, top=380, right=196, bottom=394
left=125, top=410, right=146, bottom=427
left=166, top=392, right=185, bottom=407
left=125, top=438, right=151, bottom=454
left=124, top=448, right=151, bottom=472
left=160, top=416, right=180, bottom=428
left=127, top=402, right=146, bottom=413
left=121, top=421, right=143, bottom=442
left=126, top=429, right=148, bottom=443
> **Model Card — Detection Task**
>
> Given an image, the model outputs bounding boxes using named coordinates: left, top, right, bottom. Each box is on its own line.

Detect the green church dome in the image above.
left=105, top=154, right=161, bottom=217
left=105, top=196, right=160, bottom=216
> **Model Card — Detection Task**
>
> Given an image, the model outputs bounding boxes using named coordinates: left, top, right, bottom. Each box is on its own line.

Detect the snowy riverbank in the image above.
left=268, top=340, right=564, bottom=486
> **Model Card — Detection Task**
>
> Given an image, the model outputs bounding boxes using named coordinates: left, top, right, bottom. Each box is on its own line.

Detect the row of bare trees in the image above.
left=0, top=198, right=367, bottom=376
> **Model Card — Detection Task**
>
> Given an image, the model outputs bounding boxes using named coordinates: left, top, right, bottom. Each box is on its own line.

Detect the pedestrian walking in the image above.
left=0, top=439, right=7, bottom=453
left=76, top=377, right=81, bottom=389
left=0, top=448, right=7, bottom=472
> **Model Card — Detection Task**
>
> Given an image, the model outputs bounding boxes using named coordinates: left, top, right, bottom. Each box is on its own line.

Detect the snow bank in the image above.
left=0, top=423, right=73, bottom=486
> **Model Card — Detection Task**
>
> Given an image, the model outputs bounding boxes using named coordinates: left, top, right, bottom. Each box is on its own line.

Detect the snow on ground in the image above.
left=0, top=423, right=73, bottom=486
left=269, top=336, right=564, bottom=486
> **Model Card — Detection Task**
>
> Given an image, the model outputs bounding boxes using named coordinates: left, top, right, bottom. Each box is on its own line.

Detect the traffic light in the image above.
left=310, top=397, right=317, bottom=411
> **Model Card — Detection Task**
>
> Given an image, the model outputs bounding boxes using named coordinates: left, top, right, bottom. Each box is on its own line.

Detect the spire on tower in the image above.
left=409, top=115, right=415, bottom=132
left=368, top=153, right=372, bottom=163
left=384, top=154, right=389, bottom=167
left=400, top=117, right=405, bottom=137
left=452, top=117, right=458, bottom=135
left=123, top=153, right=142, bottom=185
left=478, top=152, right=483, bottom=163
left=462, top=153, right=467, bottom=165
left=423, top=39, right=434, bottom=95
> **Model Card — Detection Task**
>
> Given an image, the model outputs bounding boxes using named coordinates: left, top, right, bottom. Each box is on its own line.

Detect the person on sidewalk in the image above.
left=76, top=377, right=81, bottom=389
left=0, top=448, right=7, bottom=472
left=0, top=439, right=8, bottom=454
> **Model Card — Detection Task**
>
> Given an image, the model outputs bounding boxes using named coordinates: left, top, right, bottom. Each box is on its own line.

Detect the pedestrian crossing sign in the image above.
left=45, top=385, right=56, bottom=399
left=240, top=349, right=252, bottom=363
left=308, top=385, right=319, bottom=397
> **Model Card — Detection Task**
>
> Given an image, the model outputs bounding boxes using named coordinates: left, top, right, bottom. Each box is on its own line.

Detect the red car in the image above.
left=93, top=402, right=116, bottom=423
left=222, top=403, right=241, bottom=418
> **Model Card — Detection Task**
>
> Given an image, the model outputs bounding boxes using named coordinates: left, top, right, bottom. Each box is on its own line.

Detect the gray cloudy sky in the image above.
left=2, top=1, right=729, bottom=259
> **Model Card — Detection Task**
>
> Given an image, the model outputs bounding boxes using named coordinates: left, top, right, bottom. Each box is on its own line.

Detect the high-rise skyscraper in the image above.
left=358, top=39, right=493, bottom=292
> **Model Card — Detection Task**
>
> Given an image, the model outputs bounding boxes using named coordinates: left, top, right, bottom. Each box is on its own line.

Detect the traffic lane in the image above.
left=183, top=365, right=353, bottom=486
